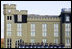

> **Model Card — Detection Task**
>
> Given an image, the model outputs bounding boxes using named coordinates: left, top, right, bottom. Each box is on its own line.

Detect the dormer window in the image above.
left=66, top=16, right=70, bottom=21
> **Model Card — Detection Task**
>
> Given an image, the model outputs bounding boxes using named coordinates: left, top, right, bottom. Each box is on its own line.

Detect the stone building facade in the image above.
left=3, top=4, right=71, bottom=48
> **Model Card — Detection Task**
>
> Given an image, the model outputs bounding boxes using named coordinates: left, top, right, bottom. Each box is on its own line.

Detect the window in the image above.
left=7, top=31, right=11, bottom=36
left=54, top=31, right=58, bottom=37
left=7, top=16, right=12, bottom=20
left=31, top=24, right=35, bottom=37
left=65, top=24, right=70, bottom=37
left=7, top=23, right=11, bottom=36
left=31, top=39, right=35, bottom=43
left=42, top=24, right=47, bottom=31
left=65, top=24, right=70, bottom=31
left=17, top=32, right=22, bottom=36
left=42, top=39, right=47, bottom=43
left=17, top=24, right=22, bottom=31
left=66, top=38, right=70, bottom=44
left=42, top=31, right=47, bottom=37
left=15, top=39, right=23, bottom=48
left=66, top=16, right=70, bottom=21
left=65, top=31, right=70, bottom=37
left=7, top=23, right=11, bottom=31
left=7, top=16, right=9, bottom=20
left=31, top=24, right=35, bottom=31
left=7, top=38, right=11, bottom=48
left=54, top=38, right=58, bottom=44
left=17, top=24, right=22, bottom=36
left=31, top=31, right=35, bottom=37
left=54, top=24, right=58, bottom=31
left=42, top=24, right=47, bottom=37
left=54, top=23, right=58, bottom=37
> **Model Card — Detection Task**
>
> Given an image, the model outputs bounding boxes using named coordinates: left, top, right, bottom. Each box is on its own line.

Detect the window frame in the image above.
left=42, top=24, right=47, bottom=37
left=31, top=24, right=35, bottom=37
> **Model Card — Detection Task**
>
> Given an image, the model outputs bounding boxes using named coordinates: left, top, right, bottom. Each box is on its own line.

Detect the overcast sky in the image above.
left=1, top=1, right=71, bottom=38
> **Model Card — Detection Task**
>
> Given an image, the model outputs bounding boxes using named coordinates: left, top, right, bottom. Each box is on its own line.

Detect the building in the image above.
left=3, top=4, right=71, bottom=48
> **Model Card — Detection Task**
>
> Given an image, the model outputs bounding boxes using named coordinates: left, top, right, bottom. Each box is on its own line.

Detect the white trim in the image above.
left=54, top=23, right=59, bottom=37
left=42, top=24, right=47, bottom=37
left=31, top=24, right=35, bottom=37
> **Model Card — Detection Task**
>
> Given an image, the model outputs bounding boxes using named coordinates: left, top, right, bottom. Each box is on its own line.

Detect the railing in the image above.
left=18, top=43, right=65, bottom=48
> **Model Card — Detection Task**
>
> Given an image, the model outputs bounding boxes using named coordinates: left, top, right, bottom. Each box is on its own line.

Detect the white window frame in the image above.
left=31, top=31, right=35, bottom=37
left=65, top=31, right=70, bottom=37
left=17, top=24, right=22, bottom=36
left=66, top=16, right=70, bottom=21
left=7, top=31, right=11, bottom=36
left=7, top=23, right=11, bottom=31
left=17, top=32, right=22, bottom=36
left=65, top=24, right=70, bottom=31
left=42, top=31, right=47, bottom=37
left=42, top=39, right=47, bottom=43
left=42, top=24, right=47, bottom=37
left=7, top=23, right=11, bottom=36
left=54, top=31, right=58, bottom=37
left=54, top=38, right=58, bottom=44
left=66, top=38, right=70, bottom=45
left=31, top=39, right=35, bottom=43
left=17, top=24, right=22, bottom=31
left=31, top=24, right=35, bottom=37
left=54, top=23, right=59, bottom=37
left=65, top=23, right=70, bottom=37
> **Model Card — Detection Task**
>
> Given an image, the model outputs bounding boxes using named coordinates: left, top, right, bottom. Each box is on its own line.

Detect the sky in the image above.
left=1, top=1, right=71, bottom=38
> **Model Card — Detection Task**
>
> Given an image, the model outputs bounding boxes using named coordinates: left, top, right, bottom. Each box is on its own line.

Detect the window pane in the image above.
left=54, top=32, right=58, bottom=37
left=7, top=31, right=11, bottom=36
left=31, top=31, right=35, bottom=37
left=42, top=24, right=47, bottom=37
left=66, top=16, right=70, bottom=21
left=65, top=24, right=70, bottom=31
left=17, top=31, right=22, bottom=36
left=17, top=24, right=22, bottom=31
left=20, top=32, right=22, bottom=36
left=66, top=38, right=70, bottom=44
left=7, top=23, right=11, bottom=31
left=31, top=24, right=35, bottom=31
left=31, top=39, right=35, bottom=43
left=66, top=31, right=70, bottom=37
left=54, top=23, right=58, bottom=37
left=17, top=32, right=19, bottom=36
left=31, top=24, right=35, bottom=37
left=54, top=38, right=58, bottom=44
left=7, top=16, right=9, bottom=20
left=42, top=39, right=46, bottom=43
left=42, top=31, right=47, bottom=37
left=7, top=38, right=11, bottom=48
left=42, top=24, right=47, bottom=31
